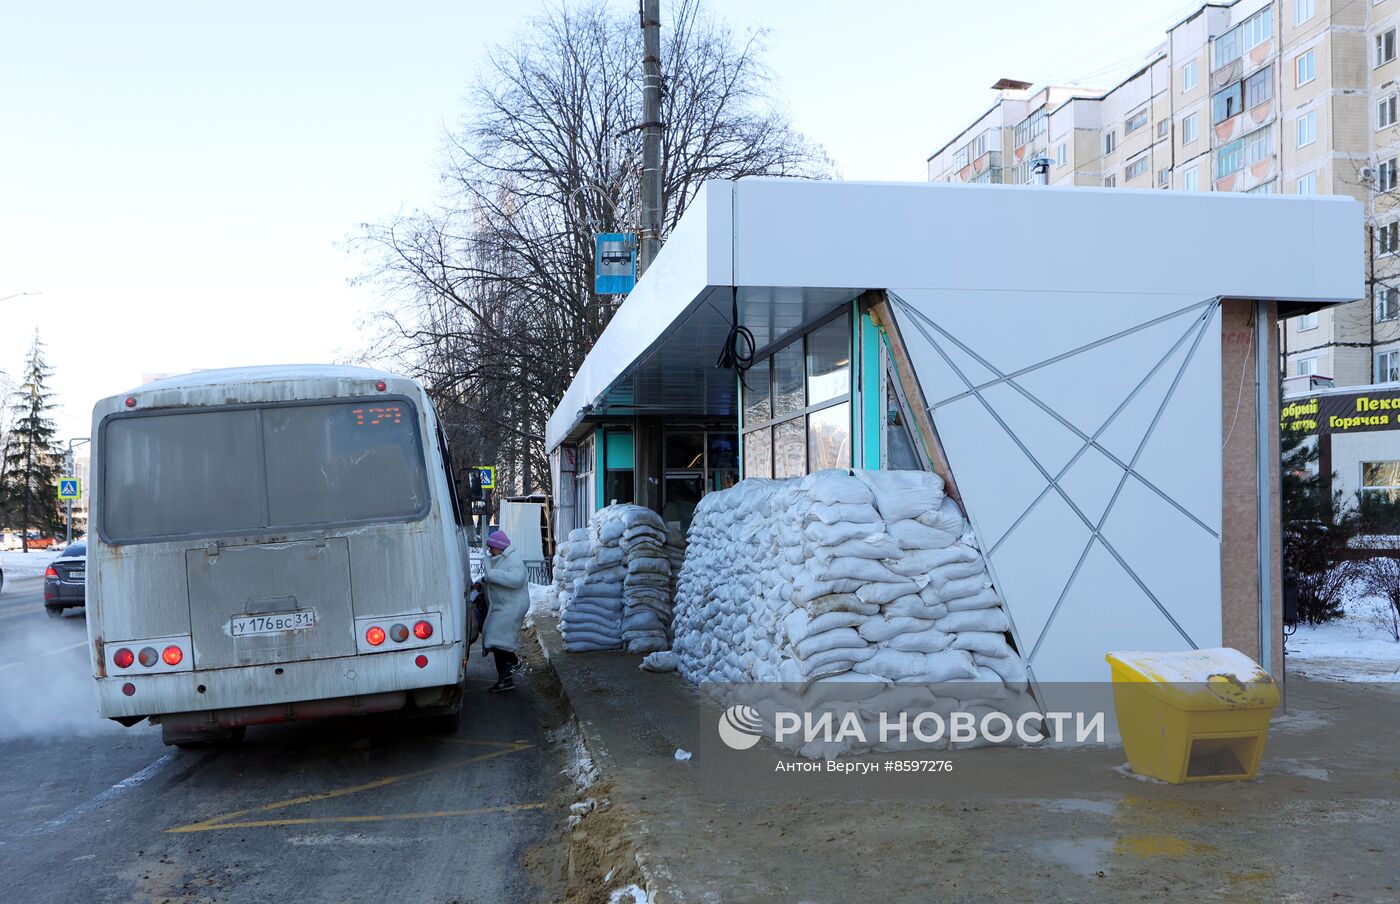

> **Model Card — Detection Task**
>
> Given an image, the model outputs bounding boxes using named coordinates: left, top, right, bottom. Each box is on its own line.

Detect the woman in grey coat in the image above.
left=479, top=529, right=530, bottom=692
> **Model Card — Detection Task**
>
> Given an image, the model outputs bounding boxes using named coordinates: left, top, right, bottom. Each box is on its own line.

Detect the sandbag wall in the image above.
left=555, top=505, right=683, bottom=653
left=671, top=469, right=1034, bottom=756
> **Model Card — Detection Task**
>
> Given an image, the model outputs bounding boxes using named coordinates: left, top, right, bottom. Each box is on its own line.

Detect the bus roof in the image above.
left=125, top=364, right=402, bottom=394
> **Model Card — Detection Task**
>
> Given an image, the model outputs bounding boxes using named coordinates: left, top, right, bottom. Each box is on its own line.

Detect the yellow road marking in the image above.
left=170, top=802, right=550, bottom=832
left=167, top=741, right=535, bottom=833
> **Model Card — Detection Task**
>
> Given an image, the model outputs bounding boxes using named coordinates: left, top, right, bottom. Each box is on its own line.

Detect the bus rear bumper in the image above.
left=159, top=690, right=411, bottom=740
left=94, top=642, right=464, bottom=720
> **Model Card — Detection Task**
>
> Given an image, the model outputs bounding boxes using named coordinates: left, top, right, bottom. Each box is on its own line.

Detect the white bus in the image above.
left=87, top=365, right=474, bottom=746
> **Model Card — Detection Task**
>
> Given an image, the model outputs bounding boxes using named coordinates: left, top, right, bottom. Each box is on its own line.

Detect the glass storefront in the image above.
left=742, top=312, right=852, bottom=478
left=662, top=428, right=739, bottom=529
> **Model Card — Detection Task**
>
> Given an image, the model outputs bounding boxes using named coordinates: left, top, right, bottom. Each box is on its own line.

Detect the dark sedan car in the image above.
left=44, top=541, right=86, bottom=616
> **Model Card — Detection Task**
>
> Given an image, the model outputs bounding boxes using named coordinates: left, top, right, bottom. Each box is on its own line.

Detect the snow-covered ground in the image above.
left=1287, top=592, right=1400, bottom=682
left=0, top=549, right=61, bottom=580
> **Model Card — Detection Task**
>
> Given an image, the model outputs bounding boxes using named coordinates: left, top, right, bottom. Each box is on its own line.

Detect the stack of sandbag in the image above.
left=549, top=528, right=592, bottom=613
left=670, top=468, right=1032, bottom=757
left=618, top=507, right=673, bottom=654
left=558, top=516, right=626, bottom=651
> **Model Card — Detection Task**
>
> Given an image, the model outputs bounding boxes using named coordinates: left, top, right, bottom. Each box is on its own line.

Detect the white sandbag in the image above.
left=973, top=653, right=1029, bottom=692
left=857, top=615, right=936, bottom=643
left=897, top=649, right=979, bottom=683
left=804, top=520, right=885, bottom=547
left=886, top=519, right=960, bottom=550
left=806, top=473, right=875, bottom=506
left=852, top=649, right=931, bottom=681
left=810, top=536, right=903, bottom=561
left=882, top=594, right=949, bottom=620
left=855, top=580, right=924, bottom=606
left=640, top=650, right=679, bottom=672
left=805, top=502, right=882, bottom=525
left=938, top=573, right=991, bottom=603
left=943, top=587, right=1001, bottom=612
left=808, top=594, right=881, bottom=617
left=916, top=496, right=966, bottom=534
left=887, top=545, right=976, bottom=578
left=782, top=609, right=865, bottom=646
left=595, top=546, right=626, bottom=567
left=799, top=645, right=877, bottom=674
left=627, top=558, right=670, bottom=576
left=793, top=627, right=866, bottom=660
left=884, top=627, right=955, bottom=654
left=853, top=469, right=945, bottom=522
left=812, top=556, right=907, bottom=585
left=936, top=607, right=1011, bottom=633
left=951, top=631, right=1017, bottom=658
left=598, top=519, right=626, bottom=545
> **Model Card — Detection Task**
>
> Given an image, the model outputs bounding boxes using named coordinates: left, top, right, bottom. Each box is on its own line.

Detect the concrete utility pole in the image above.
left=639, top=0, right=663, bottom=274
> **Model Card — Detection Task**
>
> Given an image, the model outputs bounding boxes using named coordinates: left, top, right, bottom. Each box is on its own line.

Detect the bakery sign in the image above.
left=1282, top=388, right=1400, bottom=435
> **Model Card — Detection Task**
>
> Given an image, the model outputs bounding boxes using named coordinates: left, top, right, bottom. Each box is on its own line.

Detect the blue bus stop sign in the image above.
left=594, top=233, right=636, bottom=295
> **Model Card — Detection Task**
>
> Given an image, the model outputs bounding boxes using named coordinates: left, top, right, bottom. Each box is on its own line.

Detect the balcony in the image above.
left=959, top=151, right=1003, bottom=183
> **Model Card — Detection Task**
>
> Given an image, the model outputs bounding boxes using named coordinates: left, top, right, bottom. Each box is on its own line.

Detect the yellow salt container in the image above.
left=1105, top=647, right=1279, bottom=784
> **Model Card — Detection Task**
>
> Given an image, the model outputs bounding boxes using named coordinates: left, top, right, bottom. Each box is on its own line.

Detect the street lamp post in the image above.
left=65, top=437, right=91, bottom=545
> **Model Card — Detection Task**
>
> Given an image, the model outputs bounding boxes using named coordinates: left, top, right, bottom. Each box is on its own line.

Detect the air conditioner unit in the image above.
left=1360, top=166, right=1378, bottom=182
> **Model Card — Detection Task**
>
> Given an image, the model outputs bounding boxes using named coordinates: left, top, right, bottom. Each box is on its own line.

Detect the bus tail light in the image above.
left=415, top=655, right=428, bottom=669
left=366, top=626, right=386, bottom=646
left=162, top=646, right=183, bottom=666
left=413, top=620, right=433, bottom=640
left=355, top=613, right=441, bottom=654
left=138, top=647, right=159, bottom=667
left=113, top=648, right=135, bottom=669
left=389, top=623, right=409, bottom=643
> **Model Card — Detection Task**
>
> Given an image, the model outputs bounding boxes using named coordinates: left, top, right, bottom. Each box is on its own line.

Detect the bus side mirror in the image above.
left=463, top=467, right=484, bottom=501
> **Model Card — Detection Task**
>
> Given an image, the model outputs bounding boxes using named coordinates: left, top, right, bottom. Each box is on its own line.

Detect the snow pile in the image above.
left=558, top=505, right=677, bottom=653
left=671, top=469, right=1033, bottom=756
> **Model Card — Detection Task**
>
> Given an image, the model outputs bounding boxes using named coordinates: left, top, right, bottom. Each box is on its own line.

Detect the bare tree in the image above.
left=355, top=0, right=828, bottom=498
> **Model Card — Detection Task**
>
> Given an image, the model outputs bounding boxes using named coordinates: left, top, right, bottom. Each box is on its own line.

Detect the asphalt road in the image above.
left=0, top=575, right=568, bottom=903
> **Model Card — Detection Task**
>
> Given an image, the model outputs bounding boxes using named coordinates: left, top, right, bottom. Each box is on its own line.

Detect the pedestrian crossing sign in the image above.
left=58, top=478, right=81, bottom=500
left=476, top=466, right=496, bottom=490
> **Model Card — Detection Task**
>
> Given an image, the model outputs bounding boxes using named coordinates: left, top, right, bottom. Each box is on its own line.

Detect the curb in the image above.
left=529, top=620, right=673, bottom=904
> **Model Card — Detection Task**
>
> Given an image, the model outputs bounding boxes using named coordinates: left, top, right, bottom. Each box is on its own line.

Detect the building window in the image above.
left=1297, top=312, right=1319, bottom=331
left=602, top=430, right=636, bottom=506
left=954, top=147, right=968, bottom=170
left=1362, top=461, right=1400, bottom=501
left=1243, top=7, right=1272, bottom=52
left=1380, top=221, right=1400, bottom=255
left=1248, top=180, right=1278, bottom=194
left=1184, top=168, right=1199, bottom=191
left=1296, top=50, right=1316, bottom=86
left=1104, top=130, right=1117, bottom=154
left=1125, top=109, right=1149, bottom=134
left=1296, top=356, right=1318, bottom=376
left=1183, top=113, right=1198, bottom=145
left=1103, top=174, right=1116, bottom=187
left=1378, top=349, right=1400, bottom=382
left=1216, top=138, right=1244, bottom=178
left=1013, top=107, right=1047, bottom=148
left=1183, top=60, right=1198, bottom=92
left=1378, top=29, right=1396, bottom=68
left=1297, top=171, right=1317, bottom=194
left=1056, top=143, right=1067, bottom=166
left=1213, top=82, right=1243, bottom=124
left=1246, top=69, right=1274, bottom=108
left=1125, top=156, right=1149, bottom=181
left=1382, top=158, right=1399, bottom=192
left=1381, top=94, right=1398, bottom=129
left=1157, top=119, right=1170, bottom=140
left=1158, top=167, right=1171, bottom=187
left=1215, top=26, right=1242, bottom=69
left=1297, top=111, right=1317, bottom=147
left=741, top=313, right=851, bottom=480
left=1244, top=127, right=1274, bottom=166
left=1378, top=286, right=1400, bottom=322
left=1296, top=0, right=1315, bottom=26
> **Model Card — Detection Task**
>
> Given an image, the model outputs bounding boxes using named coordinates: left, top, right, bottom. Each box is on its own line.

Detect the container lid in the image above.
left=1105, top=647, right=1280, bottom=710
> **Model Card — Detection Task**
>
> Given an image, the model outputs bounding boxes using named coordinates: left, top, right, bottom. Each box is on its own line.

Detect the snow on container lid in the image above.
left=1105, top=648, right=1279, bottom=711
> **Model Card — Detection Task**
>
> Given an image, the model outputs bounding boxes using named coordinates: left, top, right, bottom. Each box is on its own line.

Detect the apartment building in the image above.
left=926, top=0, right=1400, bottom=388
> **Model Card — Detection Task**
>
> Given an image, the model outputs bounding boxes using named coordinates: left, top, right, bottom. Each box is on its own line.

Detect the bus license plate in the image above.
left=229, top=610, right=317, bottom=637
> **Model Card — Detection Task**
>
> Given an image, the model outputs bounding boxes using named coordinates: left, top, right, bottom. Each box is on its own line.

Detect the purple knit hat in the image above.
left=486, top=530, right=511, bottom=551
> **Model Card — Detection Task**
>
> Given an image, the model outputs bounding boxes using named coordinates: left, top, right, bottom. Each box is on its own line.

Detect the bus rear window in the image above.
left=102, top=401, right=429, bottom=543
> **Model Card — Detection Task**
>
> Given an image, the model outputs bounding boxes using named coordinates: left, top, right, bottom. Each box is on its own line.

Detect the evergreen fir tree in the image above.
left=0, top=333, right=63, bottom=551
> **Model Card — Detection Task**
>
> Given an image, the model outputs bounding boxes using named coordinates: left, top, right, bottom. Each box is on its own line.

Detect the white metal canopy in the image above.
left=547, top=178, right=1362, bottom=450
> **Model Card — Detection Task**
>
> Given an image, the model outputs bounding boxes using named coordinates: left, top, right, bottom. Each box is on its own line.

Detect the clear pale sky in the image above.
left=0, top=0, right=1198, bottom=442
